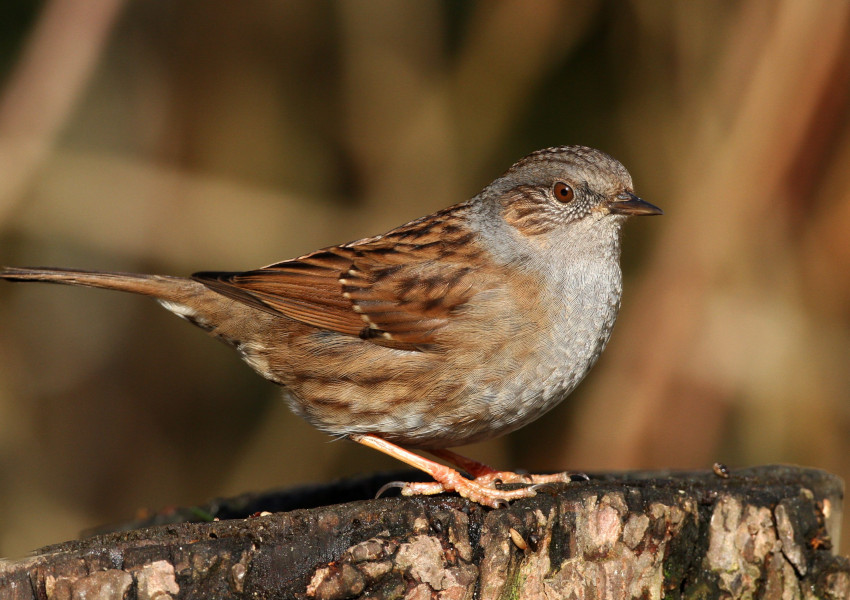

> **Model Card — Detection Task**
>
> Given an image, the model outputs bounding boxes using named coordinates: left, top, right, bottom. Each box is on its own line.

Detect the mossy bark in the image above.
left=0, top=466, right=847, bottom=599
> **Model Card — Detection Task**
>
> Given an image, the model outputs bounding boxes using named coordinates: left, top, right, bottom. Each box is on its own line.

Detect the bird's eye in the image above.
left=553, top=182, right=574, bottom=203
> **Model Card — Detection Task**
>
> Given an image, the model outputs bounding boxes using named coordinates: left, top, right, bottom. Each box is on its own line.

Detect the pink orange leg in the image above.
left=429, top=447, right=575, bottom=487
left=350, top=434, right=572, bottom=508
left=428, top=448, right=500, bottom=478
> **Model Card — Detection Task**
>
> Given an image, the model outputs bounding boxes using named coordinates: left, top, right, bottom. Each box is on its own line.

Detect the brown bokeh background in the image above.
left=1, top=1, right=849, bottom=558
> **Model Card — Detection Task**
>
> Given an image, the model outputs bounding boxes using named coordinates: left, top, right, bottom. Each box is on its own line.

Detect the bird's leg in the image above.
left=427, top=448, right=500, bottom=478
left=429, top=448, right=575, bottom=487
left=350, top=434, right=570, bottom=508
left=351, top=434, right=535, bottom=506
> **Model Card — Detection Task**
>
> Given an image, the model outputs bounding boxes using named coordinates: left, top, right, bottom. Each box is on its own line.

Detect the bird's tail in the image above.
left=0, top=266, right=200, bottom=302
left=1, top=265, right=284, bottom=380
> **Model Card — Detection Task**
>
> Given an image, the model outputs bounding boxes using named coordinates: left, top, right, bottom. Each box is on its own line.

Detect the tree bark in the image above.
left=0, top=465, right=847, bottom=599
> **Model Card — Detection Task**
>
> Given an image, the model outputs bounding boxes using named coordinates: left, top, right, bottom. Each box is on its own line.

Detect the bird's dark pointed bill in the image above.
left=608, top=193, right=663, bottom=216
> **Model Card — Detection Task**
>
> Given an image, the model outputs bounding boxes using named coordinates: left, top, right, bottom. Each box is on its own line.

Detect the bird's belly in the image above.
left=424, top=314, right=616, bottom=447
left=281, top=313, right=615, bottom=449
left=279, top=265, right=621, bottom=449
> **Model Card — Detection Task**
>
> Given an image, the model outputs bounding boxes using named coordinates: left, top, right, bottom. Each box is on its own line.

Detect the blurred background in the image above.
left=0, top=0, right=848, bottom=558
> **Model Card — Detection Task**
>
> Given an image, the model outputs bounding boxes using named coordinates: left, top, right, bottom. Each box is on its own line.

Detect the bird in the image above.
left=0, top=145, right=661, bottom=507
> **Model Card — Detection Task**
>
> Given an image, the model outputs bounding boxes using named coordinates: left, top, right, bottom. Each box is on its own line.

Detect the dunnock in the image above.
left=1, top=146, right=661, bottom=507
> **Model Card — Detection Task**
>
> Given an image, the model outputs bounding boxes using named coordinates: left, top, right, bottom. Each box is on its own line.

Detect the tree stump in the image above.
left=0, top=465, right=847, bottom=599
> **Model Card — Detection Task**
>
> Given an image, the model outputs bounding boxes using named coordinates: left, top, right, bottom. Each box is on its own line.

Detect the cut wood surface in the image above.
left=0, top=465, right=847, bottom=599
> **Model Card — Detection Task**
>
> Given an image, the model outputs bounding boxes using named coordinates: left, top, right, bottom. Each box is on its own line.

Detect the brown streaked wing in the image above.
left=194, top=246, right=366, bottom=337
left=193, top=203, right=489, bottom=349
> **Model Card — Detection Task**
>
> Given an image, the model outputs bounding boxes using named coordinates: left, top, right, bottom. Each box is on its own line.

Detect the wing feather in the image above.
left=193, top=203, right=488, bottom=350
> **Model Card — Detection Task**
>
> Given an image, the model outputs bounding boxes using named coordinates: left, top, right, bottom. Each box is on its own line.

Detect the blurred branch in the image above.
left=12, top=149, right=342, bottom=268
left=565, top=0, right=850, bottom=468
left=340, top=0, right=599, bottom=232
left=0, top=0, right=125, bottom=224
left=451, top=0, right=597, bottom=175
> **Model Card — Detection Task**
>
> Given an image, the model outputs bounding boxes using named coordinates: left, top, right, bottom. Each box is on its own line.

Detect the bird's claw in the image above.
left=529, top=482, right=558, bottom=495
left=375, top=481, right=407, bottom=499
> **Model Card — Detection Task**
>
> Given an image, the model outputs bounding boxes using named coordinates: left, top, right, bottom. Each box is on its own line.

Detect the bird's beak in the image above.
left=607, top=192, right=663, bottom=216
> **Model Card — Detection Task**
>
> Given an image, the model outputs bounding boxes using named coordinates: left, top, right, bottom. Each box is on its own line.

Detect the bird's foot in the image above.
left=397, top=470, right=574, bottom=508
left=352, top=434, right=583, bottom=508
